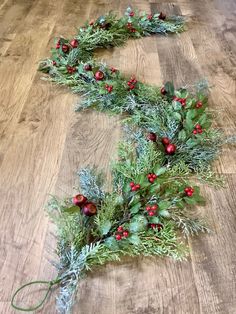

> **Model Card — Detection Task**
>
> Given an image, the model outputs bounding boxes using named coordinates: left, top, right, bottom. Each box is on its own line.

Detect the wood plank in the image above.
left=0, top=0, right=235, bottom=313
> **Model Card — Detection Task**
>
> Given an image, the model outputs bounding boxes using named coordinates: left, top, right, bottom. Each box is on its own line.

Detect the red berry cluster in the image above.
left=110, top=67, right=117, bottom=73
left=173, top=96, right=186, bottom=107
left=67, top=66, right=76, bottom=74
left=105, top=84, right=113, bottom=93
left=129, top=11, right=135, bottom=17
left=70, top=39, right=78, bottom=48
left=115, top=226, right=129, bottom=240
left=161, top=137, right=176, bottom=155
left=146, top=204, right=158, bottom=216
left=192, top=124, right=203, bottom=135
left=184, top=187, right=194, bottom=197
left=127, top=76, right=137, bottom=90
left=147, top=173, right=157, bottom=183
left=196, top=101, right=203, bottom=109
left=147, top=132, right=157, bottom=142
left=147, top=14, right=153, bottom=20
left=130, top=182, right=141, bottom=191
left=150, top=223, right=163, bottom=231
left=72, top=194, right=97, bottom=216
left=126, top=22, right=136, bottom=33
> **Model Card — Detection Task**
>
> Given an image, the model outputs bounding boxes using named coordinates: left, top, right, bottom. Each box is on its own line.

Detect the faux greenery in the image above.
left=12, top=6, right=233, bottom=314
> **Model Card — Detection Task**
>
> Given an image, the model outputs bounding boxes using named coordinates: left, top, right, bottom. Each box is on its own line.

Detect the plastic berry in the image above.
left=72, top=194, right=87, bottom=206
left=161, top=137, right=170, bottom=146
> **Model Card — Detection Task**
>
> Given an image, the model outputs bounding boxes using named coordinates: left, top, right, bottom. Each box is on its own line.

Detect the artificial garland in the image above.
left=12, top=7, right=233, bottom=314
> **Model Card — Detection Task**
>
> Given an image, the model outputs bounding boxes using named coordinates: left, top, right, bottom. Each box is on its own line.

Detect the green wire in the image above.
left=11, top=278, right=61, bottom=312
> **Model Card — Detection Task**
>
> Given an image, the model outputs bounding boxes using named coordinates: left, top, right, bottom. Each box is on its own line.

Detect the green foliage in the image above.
left=35, top=6, right=234, bottom=314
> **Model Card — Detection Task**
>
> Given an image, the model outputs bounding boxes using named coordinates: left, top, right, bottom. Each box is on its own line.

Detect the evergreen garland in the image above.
left=11, top=7, right=233, bottom=314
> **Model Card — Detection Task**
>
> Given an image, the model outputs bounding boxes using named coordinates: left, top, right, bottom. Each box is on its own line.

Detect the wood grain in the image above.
left=0, top=0, right=235, bottom=313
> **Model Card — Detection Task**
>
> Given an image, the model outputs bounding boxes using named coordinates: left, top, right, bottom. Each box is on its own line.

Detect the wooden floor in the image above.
left=0, top=0, right=236, bottom=313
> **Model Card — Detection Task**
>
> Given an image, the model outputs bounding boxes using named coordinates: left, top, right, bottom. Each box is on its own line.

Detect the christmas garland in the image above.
left=12, top=7, right=233, bottom=314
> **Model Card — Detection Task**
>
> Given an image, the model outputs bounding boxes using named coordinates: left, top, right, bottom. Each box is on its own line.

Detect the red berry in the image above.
left=157, top=223, right=163, bottom=231
left=52, top=61, right=57, bottom=66
left=196, top=101, right=202, bottom=108
left=161, top=137, right=170, bottom=146
left=180, top=98, right=186, bottom=106
left=195, top=124, right=201, bottom=129
left=84, top=64, right=92, bottom=71
left=150, top=223, right=156, bottom=229
left=82, top=202, right=97, bottom=216
left=131, top=186, right=137, bottom=191
left=136, top=184, right=140, bottom=189
left=165, top=143, right=176, bottom=155
left=147, top=14, right=153, bottom=20
left=160, top=87, right=166, bottom=95
left=107, top=86, right=113, bottom=93
left=148, top=211, right=155, bottom=216
left=152, top=174, right=157, bottom=179
left=146, top=206, right=151, bottom=211
left=129, top=85, right=135, bottom=90
left=94, top=71, right=104, bottom=81
left=159, top=12, right=166, bottom=20
left=117, top=226, right=123, bottom=232
left=130, top=182, right=135, bottom=187
left=123, top=231, right=129, bottom=237
left=72, top=194, right=87, bottom=206
left=111, top=67, right=117, bottom=73
left=186, top=191, right=193, bottom=197
left=67, top=66, right=76, bottom=74
left=116, top=234, right=122, bottom=240
left=147, top=174, right=152, bottom=179
left=198, top=129, right=203, bottom=134
left=184, top=187, right=190, bottom=193
left=62, top=44, right=69, bottom=53
left=70, top=39, right=78, bottom=48
left=129, top=12, right=135, bottom=17
left=89, top=20, right=94, bottom=26
left=193, top=129, right=198, bottom=134
left=149, top=177, right=155, bottom=183
left=151, top=204, right=158, bottom=211
left=147, top=132, right=157, bottom=142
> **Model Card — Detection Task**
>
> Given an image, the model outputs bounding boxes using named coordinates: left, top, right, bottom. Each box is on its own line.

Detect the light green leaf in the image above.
left=63, top=206, right=80, bottom=214
left=128, top=234, right=141, bottom=245
left=99, top=221, right=112, bottom=235
left=159, top=209, right=170, bottom=217
left=178, top=129, right=187, bottom=141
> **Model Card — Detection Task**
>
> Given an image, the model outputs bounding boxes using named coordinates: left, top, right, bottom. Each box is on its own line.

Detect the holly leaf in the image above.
left=149, top=216, right=160, bottom=224
left=184, top=197, right=197, bottom=205
left=128, top=234, right=141, bottom=246
left=172, top=112, right=182, bottom=121
left=164, top=82, right=175, bottom=96
left=158, top=200, right=171, bottom=211
left=178, top=129, right=187, bottom=141
left=155, top=167, right=166, bottom=176
left=105, top=237, right=119, bottom=250
left=159, top=209, right=170, bottom=217
left=130, top=202, right=142, bottom=214
left=99, top=221, right=112, bottom=235
left=172, top=101, right=182, bottom=111
left=129, top=215, right=148, bottom=232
